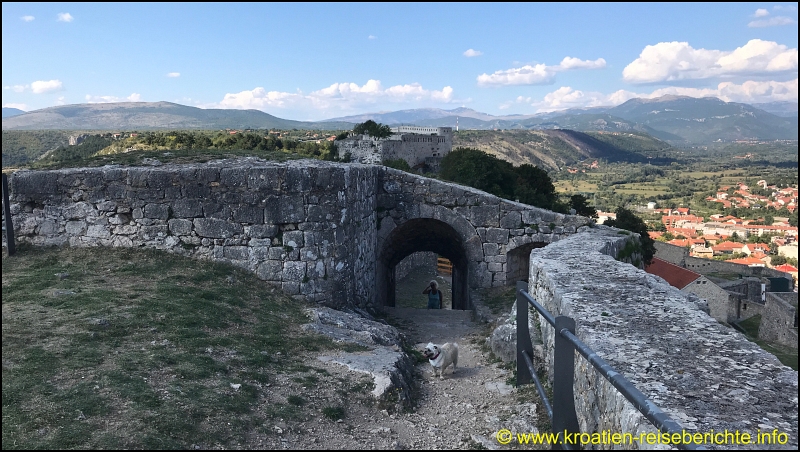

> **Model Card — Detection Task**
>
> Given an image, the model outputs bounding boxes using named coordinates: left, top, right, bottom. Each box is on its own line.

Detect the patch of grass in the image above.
left=1, top=245, right=341, bottom=449
left=322, top=406, right=345, bottom=421
left=481, top=285, right=517, bottom=315
left=735, top=315, right=798, bottom=370
left=287, top=395, right=307, bottom=406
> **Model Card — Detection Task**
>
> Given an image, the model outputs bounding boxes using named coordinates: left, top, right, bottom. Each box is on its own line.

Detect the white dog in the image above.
left=423, top=342, right=458, bottom=379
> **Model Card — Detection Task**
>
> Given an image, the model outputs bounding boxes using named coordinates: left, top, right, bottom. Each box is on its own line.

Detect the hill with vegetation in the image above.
left=1, top=102, right=353, bottom=131
left=453, top=129, right=673, bottom=171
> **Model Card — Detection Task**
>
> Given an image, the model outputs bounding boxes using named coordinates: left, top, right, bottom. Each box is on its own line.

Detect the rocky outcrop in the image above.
left=304, top=307, right=415, bottom=410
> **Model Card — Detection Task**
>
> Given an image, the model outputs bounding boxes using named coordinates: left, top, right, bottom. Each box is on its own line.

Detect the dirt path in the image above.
left=375, top=307, right=542, bottom=450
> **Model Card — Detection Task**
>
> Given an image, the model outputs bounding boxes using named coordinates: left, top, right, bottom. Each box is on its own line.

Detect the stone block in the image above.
left=144, top=203, right=170, bottom=220
left=87, top=224, right=111, bottom=238
left=193, top=218, right=242, bottom=239
left=65, top=221, right=87, bottom=235
left=232, top=205, right=263, bottom=224
left=488, top=262, right=503, bottom=272
left=168, top=219, right=193, bottom=235
left=485, top=227, right=509, bottom=244
left=265, top=195, right=305, bottom=223
left=223, top=246, right=249, bottom=261
left=182, top=183, right=211, bottom=199
left=38, top=219, right=59, bottom=235
left=283, top=261, right=306, bottom=282
left=256, top=260, right=282, bottom=281
left=172, top=199, right=203, bottom=218
left=147, top=170, right=174, bottom=189
left=282, top=281, right=300, bottom=295
left=483, top=242, right=499, bottom=256
left=283, top=230, right=304, bottom=248
left=96, top=201, right=118, bottom=212
left=220, top=167, right=248, bottom=187
left=141, top=225, right=168, bottom=239
left=249, top=224, right=279, bottom=239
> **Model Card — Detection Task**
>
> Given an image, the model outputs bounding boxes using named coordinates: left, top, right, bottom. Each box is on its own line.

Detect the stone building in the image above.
left=335, top=126, right=453, bottom=172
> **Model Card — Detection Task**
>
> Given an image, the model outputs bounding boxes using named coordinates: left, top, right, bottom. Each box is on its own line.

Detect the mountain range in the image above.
left=2, top=96, right=797, bottom=144
left=1, top=102, right=351, bottom=131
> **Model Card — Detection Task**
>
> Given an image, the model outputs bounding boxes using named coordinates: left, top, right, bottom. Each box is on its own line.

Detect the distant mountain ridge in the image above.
left=2, top=107, right=26, bottom=118
left=323, top=96, right=797, bottom=144
left=1, top=102, right=351, bottom=131
left=3, top=96, right=797, bottom=144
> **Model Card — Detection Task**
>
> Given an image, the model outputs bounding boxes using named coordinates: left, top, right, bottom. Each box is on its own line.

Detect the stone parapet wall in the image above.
left=7, top=158, right=378, bottom=308
left=759, top=292, right=798, bottom=349
left=395, top=251, right=437, bottom=281
left=527, top=227, right=797, bottom=449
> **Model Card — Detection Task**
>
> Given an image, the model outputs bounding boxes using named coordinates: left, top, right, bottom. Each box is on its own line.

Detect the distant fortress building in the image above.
left=335, top=126, right=453, bottom=172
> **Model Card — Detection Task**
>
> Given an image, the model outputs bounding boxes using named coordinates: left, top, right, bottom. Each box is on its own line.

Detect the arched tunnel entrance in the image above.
left=506, top=241, right=548, bottom=284
left=377, top=218, right=470, bottom=310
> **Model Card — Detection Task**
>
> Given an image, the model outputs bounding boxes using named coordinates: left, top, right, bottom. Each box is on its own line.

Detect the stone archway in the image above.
left=506, top=241, right=549, bottom=285
left=377, top=218, right=471, bottom=310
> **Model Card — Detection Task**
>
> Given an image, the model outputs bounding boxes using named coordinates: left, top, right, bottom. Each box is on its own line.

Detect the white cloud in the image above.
left=622, top=39, right=798, bottom=83
left=464, top=49, right=483, bottom=57
left=368, top=35, right=377, bottom=40
left=57, top=13, right=74, bottom=22
left=166, top=72, right=181, bottom=78
left=31, top=80, right=63, bottom=94
left=754, top=8, right=770, bottom=17
left=85, top=93, right=143, bottom=103
left=56, top=97, right=66, bottom=106
left=215, top=80, right=457, bottom=118
left=513, top=78, right=798, bottom=113
left=748, top=16, right=796, bottom=27
left=4, top=85, right=28, bottom=92
left=773, top=4, right=797, bottom=11
left=21, top=15, right=35, bottom=22
left=477, top=57, right=606, bottom=86
left=3, top=103, right=28, bottom=110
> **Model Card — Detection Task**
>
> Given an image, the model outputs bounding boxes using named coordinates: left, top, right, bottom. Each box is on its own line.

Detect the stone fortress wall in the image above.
left=7, top=159, right=379, bottom=307
left=524, top=228, right=797, bottom=448
left=336, top=126, right=453, bottom=171
left=5, top=158, right=585, bottom=310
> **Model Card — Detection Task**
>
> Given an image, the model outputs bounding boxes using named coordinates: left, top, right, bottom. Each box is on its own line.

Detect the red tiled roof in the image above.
left=774, top=264, right=798, bottom=273
left=645, top=258, right=701, bottom=290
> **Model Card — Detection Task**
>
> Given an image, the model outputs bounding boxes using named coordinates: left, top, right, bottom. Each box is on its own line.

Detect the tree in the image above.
left=604, top=207, right=656, bottom=265
left=514, top=164, right=563, bottom=211
left=352, top=120, right=392, bottom=138
left=440, top=147, right=516, bottom=200
left=568, top=194, right=597, bottom=218
left=770, top=255, right=788, bottom=266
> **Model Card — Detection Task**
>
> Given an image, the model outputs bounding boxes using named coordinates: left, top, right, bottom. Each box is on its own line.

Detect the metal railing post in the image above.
left=516, top=280, right=533, bottom=386
left=553, top=315, right=580, bottom=446
left=2, top=173, right=15, bottom=256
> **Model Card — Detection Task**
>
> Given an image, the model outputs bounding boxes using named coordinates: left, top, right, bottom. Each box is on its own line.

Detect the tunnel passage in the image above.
left=377, top=218, right=470, bottom=310
left=506, top=241, right=548, bottom=284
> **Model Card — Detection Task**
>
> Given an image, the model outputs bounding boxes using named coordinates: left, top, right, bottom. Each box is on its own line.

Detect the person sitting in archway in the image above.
left=423, top=280, right=443, bottom=309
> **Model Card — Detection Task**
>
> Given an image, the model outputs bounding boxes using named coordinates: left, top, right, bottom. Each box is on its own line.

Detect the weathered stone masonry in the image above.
left=8, top=159, right=379, bottom=307
left=6, top=158, right=588, bottom=309
left=521, top=227, right=797, bottom=448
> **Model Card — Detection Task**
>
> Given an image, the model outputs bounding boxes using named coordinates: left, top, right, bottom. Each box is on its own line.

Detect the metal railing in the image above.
left=515, top=281, right=702, bottom=450
left=2, top=173, right=15, bottom=256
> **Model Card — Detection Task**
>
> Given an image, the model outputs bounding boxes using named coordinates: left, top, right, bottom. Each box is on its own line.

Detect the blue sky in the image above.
left=2, top=2, right=798, bottom=121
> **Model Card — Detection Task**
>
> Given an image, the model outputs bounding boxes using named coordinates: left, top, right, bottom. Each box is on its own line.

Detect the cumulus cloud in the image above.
left=166, top=72, right=181, bottom=78
left=216, top=80, right=457, bottom=118
left=85, top=93, right=143, bottom=103
left=622, top=39, right=798, bottom=83
left=31, top=80, right=63, bottom=94
left=464, top=49, right=483, bottom=57
left=749, top=16, right=796, bottom=27
left=57, top=13, right=74, bottom=22
left=510, top=78, right=798, bottom=113
left=477, top=57, right=607, bottom=86
left=21, top=15, right=35, bottom=22
left=754, top=8, right=770, bottom=17
left=368, top=35, right=377, bottom=40
left=3, top=103, right=28, bottom=110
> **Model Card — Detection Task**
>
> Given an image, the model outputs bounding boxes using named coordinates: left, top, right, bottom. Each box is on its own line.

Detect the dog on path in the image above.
left=423, top=342, right=458, bottom=379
